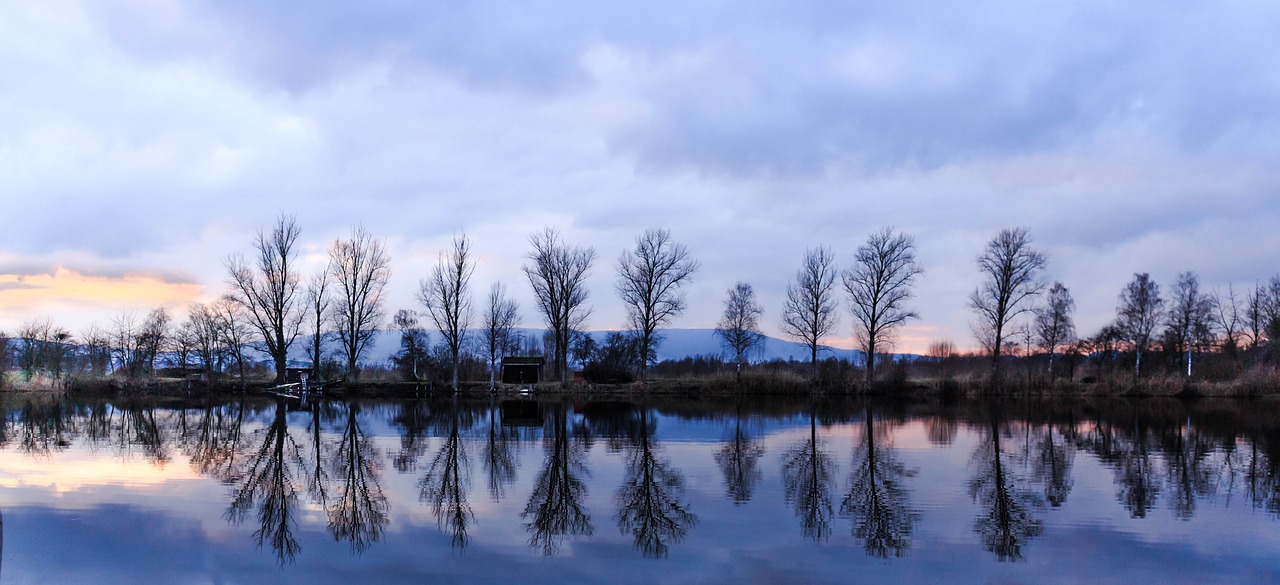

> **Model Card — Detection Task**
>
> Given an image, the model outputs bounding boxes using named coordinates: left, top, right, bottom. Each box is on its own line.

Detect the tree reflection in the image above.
left=615, top=407, right=697, bottom=558
left=714, top=403, right=763, bottom=504
left=329, top=402, right=388, bottom=554
left=1163, top=421, right=1215, bottom=519
left=840, top=405, right=916, bottom=558
left=482, top=400, right=519, bottom=502
left=1241, top=436, right=1280, bottom=516
left=1031, top=422, right=1075, bottom=508
left=390, top=400, right=432, bottom=474
left=523, top=403, right=593, bottom=556
left=420, top=400, right=473, bottom=548
left=303, top=401, right=333, bottom=508
left=782, top=410, right=835, bottom=542
left=185, top=402, right=246, bottom=479
left=969, top=411, right=1042, bottom=562
left=16, top=400, right=71, bottom=457
left=225, top=399, right=304, bottom=565
left=1115, top=419, right=1161, bottom=518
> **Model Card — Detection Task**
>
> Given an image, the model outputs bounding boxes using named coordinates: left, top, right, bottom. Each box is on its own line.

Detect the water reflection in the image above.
left=1, top=394, right=1280, bottom=581
left=523, top=402, right=592, bottom=555
left=840, top=405, right=916, bottom=558
left=481, top=400, right=520, bottom=502
left=782, top=409, right=835, bottom=542
left=714, top=404, right=764, bottom=505
left=968, top=406, right=1042, bottom=562
left=420, top=399, right=472, bottom=548
left=614, top=407, right=697, bottom=558
left=329, top=402, right=388, bottom=553
left=224, top=399, right=304, bottom=564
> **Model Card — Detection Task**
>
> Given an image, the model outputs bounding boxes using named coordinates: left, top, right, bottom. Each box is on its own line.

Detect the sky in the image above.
left=2, top=0, right=1279, bottom=354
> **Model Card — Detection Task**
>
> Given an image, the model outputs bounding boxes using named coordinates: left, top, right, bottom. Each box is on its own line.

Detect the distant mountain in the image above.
left=290, top=327, right=910, bottom=367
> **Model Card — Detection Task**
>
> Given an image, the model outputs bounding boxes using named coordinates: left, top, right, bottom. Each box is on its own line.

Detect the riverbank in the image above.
left=2, top=368, right=1273, bottom=401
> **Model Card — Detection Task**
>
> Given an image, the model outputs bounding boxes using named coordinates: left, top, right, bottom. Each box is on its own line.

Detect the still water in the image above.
left=0, top=394, right=1276, bottom=584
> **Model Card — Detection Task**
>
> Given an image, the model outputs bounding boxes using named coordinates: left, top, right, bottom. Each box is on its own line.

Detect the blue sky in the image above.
left=2, top=0, right=1279, bottom=353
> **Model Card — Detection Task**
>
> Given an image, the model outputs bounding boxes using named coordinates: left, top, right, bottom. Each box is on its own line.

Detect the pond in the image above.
left=0, top=393, right=1276, bottom=584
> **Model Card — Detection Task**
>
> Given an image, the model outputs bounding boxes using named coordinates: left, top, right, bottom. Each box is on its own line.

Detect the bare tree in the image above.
left=188, top=303, right=227, bottom=385
left=616, top=228, right=700, bottom=383
left=392, top=309, right=430, bottom=383
left=225, top=214, right=305, bottom=383
left=779, top=246, right=839, bottom=383
left=215, top=297, right=254, bottom=389
left=138, top=308, right=171, bottom=376
left=1165, top=272, right=1215, bottom=376
left=110, top=310, right=144, bottom=378
left=1116, top=273, right=1164, bottom=383
left=1264, top=277, right=1280, bottom=360
left=304, top=268, right=332, bottom=372
left=329, top=225, right=392, bottom=381
left=1213, top=284, right=1244, bottom=355
left=715, top=282, right=764, bottom=381
left=969, top=228, right=1047, bottom=385
left=844, top=229, right=924, bottom=386
left=1034, top=282, right=1076, bottom=380
left=420, top=233, right=475, bottom=391
left=483, top=282, right=520, bottom=390
left=523, top=228, right=597, bottom=385
left=81, top=323, right=112, bottom=377
left=1244, top=281, right=1267, bottom=350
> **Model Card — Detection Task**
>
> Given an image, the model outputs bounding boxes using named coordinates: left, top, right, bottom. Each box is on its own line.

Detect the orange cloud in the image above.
left=0, top=267, right=205, bottom=325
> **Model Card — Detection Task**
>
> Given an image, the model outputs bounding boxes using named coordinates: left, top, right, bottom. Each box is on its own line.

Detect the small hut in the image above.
left=501, top=356, right=545, bottom=384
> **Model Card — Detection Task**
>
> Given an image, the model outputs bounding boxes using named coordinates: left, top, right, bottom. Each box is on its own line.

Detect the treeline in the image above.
left=3, top=217, right=1280, bottom=392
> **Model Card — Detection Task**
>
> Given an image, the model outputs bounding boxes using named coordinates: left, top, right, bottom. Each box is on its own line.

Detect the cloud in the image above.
left=2, top=0, right=1280, bottom=353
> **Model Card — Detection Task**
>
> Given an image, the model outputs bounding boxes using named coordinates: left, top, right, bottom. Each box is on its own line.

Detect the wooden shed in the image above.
left=501, top=356, right=545, bottom=384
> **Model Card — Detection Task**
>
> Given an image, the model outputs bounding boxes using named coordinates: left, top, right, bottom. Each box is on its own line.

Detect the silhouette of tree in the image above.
left=615, top=408, right=697, bottom=558
left=1034, top=282, right=1076, bottom=380
left=969, top=228, right=1047, bottom=385
left=214, top=298, right=254, bottom=389
left=616, top=228, right=699, bottom=383
left=225, top=399, right=304, bottom=564
left=969, top=411, right=1043, bottom=562
left=482, top=282, right=520, bottom=390
left=844, top=228, right=924, bottom=386
left=716, top=282, right=765, bottom=382
left=1116, top=273, right=1164, bottom=383
left=1243, top=282, right=1268, bottom=350
left=1165, top=271, right=1215, bottom=377
left=328, top=403, right=389, bottom=553
left=391, top=309, right=430, bottom=383
left=523, top=403, right=593, bottom=555
left=329, top=226, right=392, bottom=381
left=781, top=411, right=835, bottom=541
left=840, top=405, right=917, bottom=558
left=524, top=228, right=597, bottom=385
left=777, top=246, right=839, bottom=383
left=1213, top=284, right=1245, bottom=355
left=420, top=233, right=475, bottom=391
left=225, top=214, right=304, bottom=383
left=714, top=404, right=764, bottom=504
left=303, top=268, right=332, bottom=373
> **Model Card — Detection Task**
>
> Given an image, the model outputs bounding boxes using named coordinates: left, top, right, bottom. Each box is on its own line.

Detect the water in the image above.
left=0, top=394, right=1276, bottom=584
